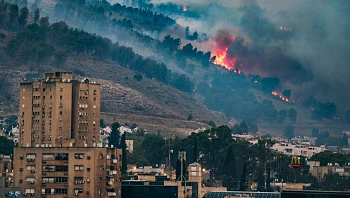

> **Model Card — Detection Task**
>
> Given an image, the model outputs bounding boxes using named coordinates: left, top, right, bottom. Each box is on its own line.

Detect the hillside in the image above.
left=2, top=0, right=350, bottom=139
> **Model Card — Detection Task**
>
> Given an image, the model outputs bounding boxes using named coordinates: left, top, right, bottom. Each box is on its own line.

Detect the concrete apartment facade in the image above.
left=14, top=72, right=122, bottom=198
left=271, top=142, right=326, bottom=158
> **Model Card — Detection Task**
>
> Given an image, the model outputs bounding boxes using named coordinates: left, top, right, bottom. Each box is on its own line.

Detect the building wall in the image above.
left=13, top=147, right=122, bottom=198
left=15, top=72, right=121, bottom=198
left=19, top=72, right=101, bottom=148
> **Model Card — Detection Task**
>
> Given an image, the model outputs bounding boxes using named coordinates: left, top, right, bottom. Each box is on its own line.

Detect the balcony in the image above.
left=107, top=192, right=117, bottom=197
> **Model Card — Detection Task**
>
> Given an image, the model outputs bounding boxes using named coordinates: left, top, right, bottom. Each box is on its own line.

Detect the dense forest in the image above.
left=0, top=2, right=194, bottom=94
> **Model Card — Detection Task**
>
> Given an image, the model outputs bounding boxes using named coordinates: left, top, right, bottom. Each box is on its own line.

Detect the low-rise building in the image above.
left=271, top=143, right=326, bottom=158
left=290, top=136, right=316, bottom=146
left=127, top=164, right=165, bottom=176
left=308, top=160, right=350, bottom=181
left=125, top=140, right=134, bottom=153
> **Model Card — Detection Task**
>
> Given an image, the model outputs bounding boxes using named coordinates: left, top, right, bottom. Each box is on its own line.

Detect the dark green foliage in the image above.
left=9, top=4, right=19, bottom=29
left=133, top=74, right=142, bottom=81
left=39, top=16, right=49, bottom=27
left=141, top=134, right=165, bottom=165
left=310, top=151, right=350, bottom=166
left=34, top=8, right=39, bottom=24
left=187, top=114, right=192, bottom=121
left=108, top=122, right=120, bottom=147
left=0, top=136, right=14, bottom=155
left=239, top=163, right=247, bottom=191
left=18, top=6, right=28, bottom=27
left=120, top=132, right=127, bottom=174
left=283, top=125, right=294, bottom=140
left=193, top=137, right=197, bottom=163
left=303, top=96, right=337, bottom=120
left=54, top=50, right=67, bottom=67
left=207, top=121, right=216, bottom=128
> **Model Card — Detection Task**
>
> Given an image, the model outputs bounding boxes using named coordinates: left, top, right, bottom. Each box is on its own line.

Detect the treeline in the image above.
left=303, top=96, right=337, bottom=120
left=122, top=124, right=317, bottom=191
left=0, top=3, right=194, bottom=94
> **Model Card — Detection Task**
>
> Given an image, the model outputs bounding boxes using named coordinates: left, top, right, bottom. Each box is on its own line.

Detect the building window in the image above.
left=25, top=177, right=35, bottom=182
left=75, top=153, right=84, bottom=159
left=42, top=154, right=55, bottom=161
left=42, top=165, right=55, bottom=172
left=93, top=105, right=96, bottom=109
left=43, top=88, right=46, bottom=92
left=59, top=119, right=62, bottom=123
left=74, top=165, right=84, bottom=171
left=26, top=154, right=36, bottom=160
left=42, top=177, right=54, bottom=183
left=59, top=127, right=62, bottom=130
left=55, top=177, right=68, bottom=183
left=60, top=88, right=63, bottom=92
left=23, top=96, right=25, bottom=99
left=26, top=165, right=36, bottom=171
left=55, top=166, right=68, bottom=172
left=43, top=96, right=45, bottom=99
left=22, top=104, right=25, bottom=108
left=87, top=168, right=90, bottom=172
left=93, top=97, right=96, bottom=101
left=23, top=89, right=25, bottom=92
left=60, top=111, right=62, bottom=115
left=25, top=189, right=35, bottom=194
left=74, top=188, right=83, bottom=194
left=50, top=95, right=52, bottom=99
left=55, top=189, right=67, bottom=194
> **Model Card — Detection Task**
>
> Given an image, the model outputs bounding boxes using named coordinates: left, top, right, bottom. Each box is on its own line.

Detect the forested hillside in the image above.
left=0, top=1, right=226, bottom=135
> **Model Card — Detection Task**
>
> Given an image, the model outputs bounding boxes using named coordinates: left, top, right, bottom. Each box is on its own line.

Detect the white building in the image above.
left=125, top=140, right=134, bottom=153
left=290, top=136, right=317, bottom=145
left=271, top=142, right=326, bottom=158
left=127, top=165, right=165, bottom=176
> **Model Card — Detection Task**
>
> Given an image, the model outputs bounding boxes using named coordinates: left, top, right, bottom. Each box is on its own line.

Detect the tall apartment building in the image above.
left=14, top=72, right=122, bottom=198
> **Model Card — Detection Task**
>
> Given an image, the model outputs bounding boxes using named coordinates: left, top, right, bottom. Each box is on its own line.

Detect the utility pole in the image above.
left=177, top=151, right=187, bottom=197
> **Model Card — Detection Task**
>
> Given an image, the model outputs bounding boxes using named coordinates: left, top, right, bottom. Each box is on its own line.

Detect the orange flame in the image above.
left=271, top=91, right=293, bottom=103
left=183, top=5, right=187, bottom=12
left=212, top=48, right=238, bottom=71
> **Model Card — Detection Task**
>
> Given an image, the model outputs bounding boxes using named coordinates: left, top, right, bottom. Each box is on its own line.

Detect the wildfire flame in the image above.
left=212, top=48, right=239, bottom=72
left=271, top=91, right=292, bottom=103
left=183, top=5, right=187, bottom=12
left=279, top=26, right=293, bottom=32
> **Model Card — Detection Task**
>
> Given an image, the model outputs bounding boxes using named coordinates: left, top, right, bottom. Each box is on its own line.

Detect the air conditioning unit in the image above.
left=74, top=181, right=78, bottom=184
left=75, top=193, right=78, bottom=196
left=86, top=179, right=90, bottom=183
left=24, top=193, right=27, bottom=196
left=81, top=180, right=85, bottom=184
left=31, top=193, right=34, bottom=196
left=30, top=181, right=35, bottom=184
left=30, top=170, right=36, bottom=173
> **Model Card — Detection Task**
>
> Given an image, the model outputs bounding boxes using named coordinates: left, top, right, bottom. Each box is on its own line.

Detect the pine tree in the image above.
left=193, top=137, right=197, bottom=163
left=120, top=132, right=127, bottom=174
left=223, top=146, right=237, bottom=179
left=239, top=163, right=247, bottom=191
left=9, top=4, right=19, bottom=29
left=18, top=7, right=29, bottom=27
left=108, top=122, right=120, bottom=147
left=34, top=8, right=40, bottom=24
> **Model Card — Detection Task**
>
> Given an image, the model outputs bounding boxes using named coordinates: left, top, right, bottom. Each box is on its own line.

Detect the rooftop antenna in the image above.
left=177, top=151, right=187, bottom=197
